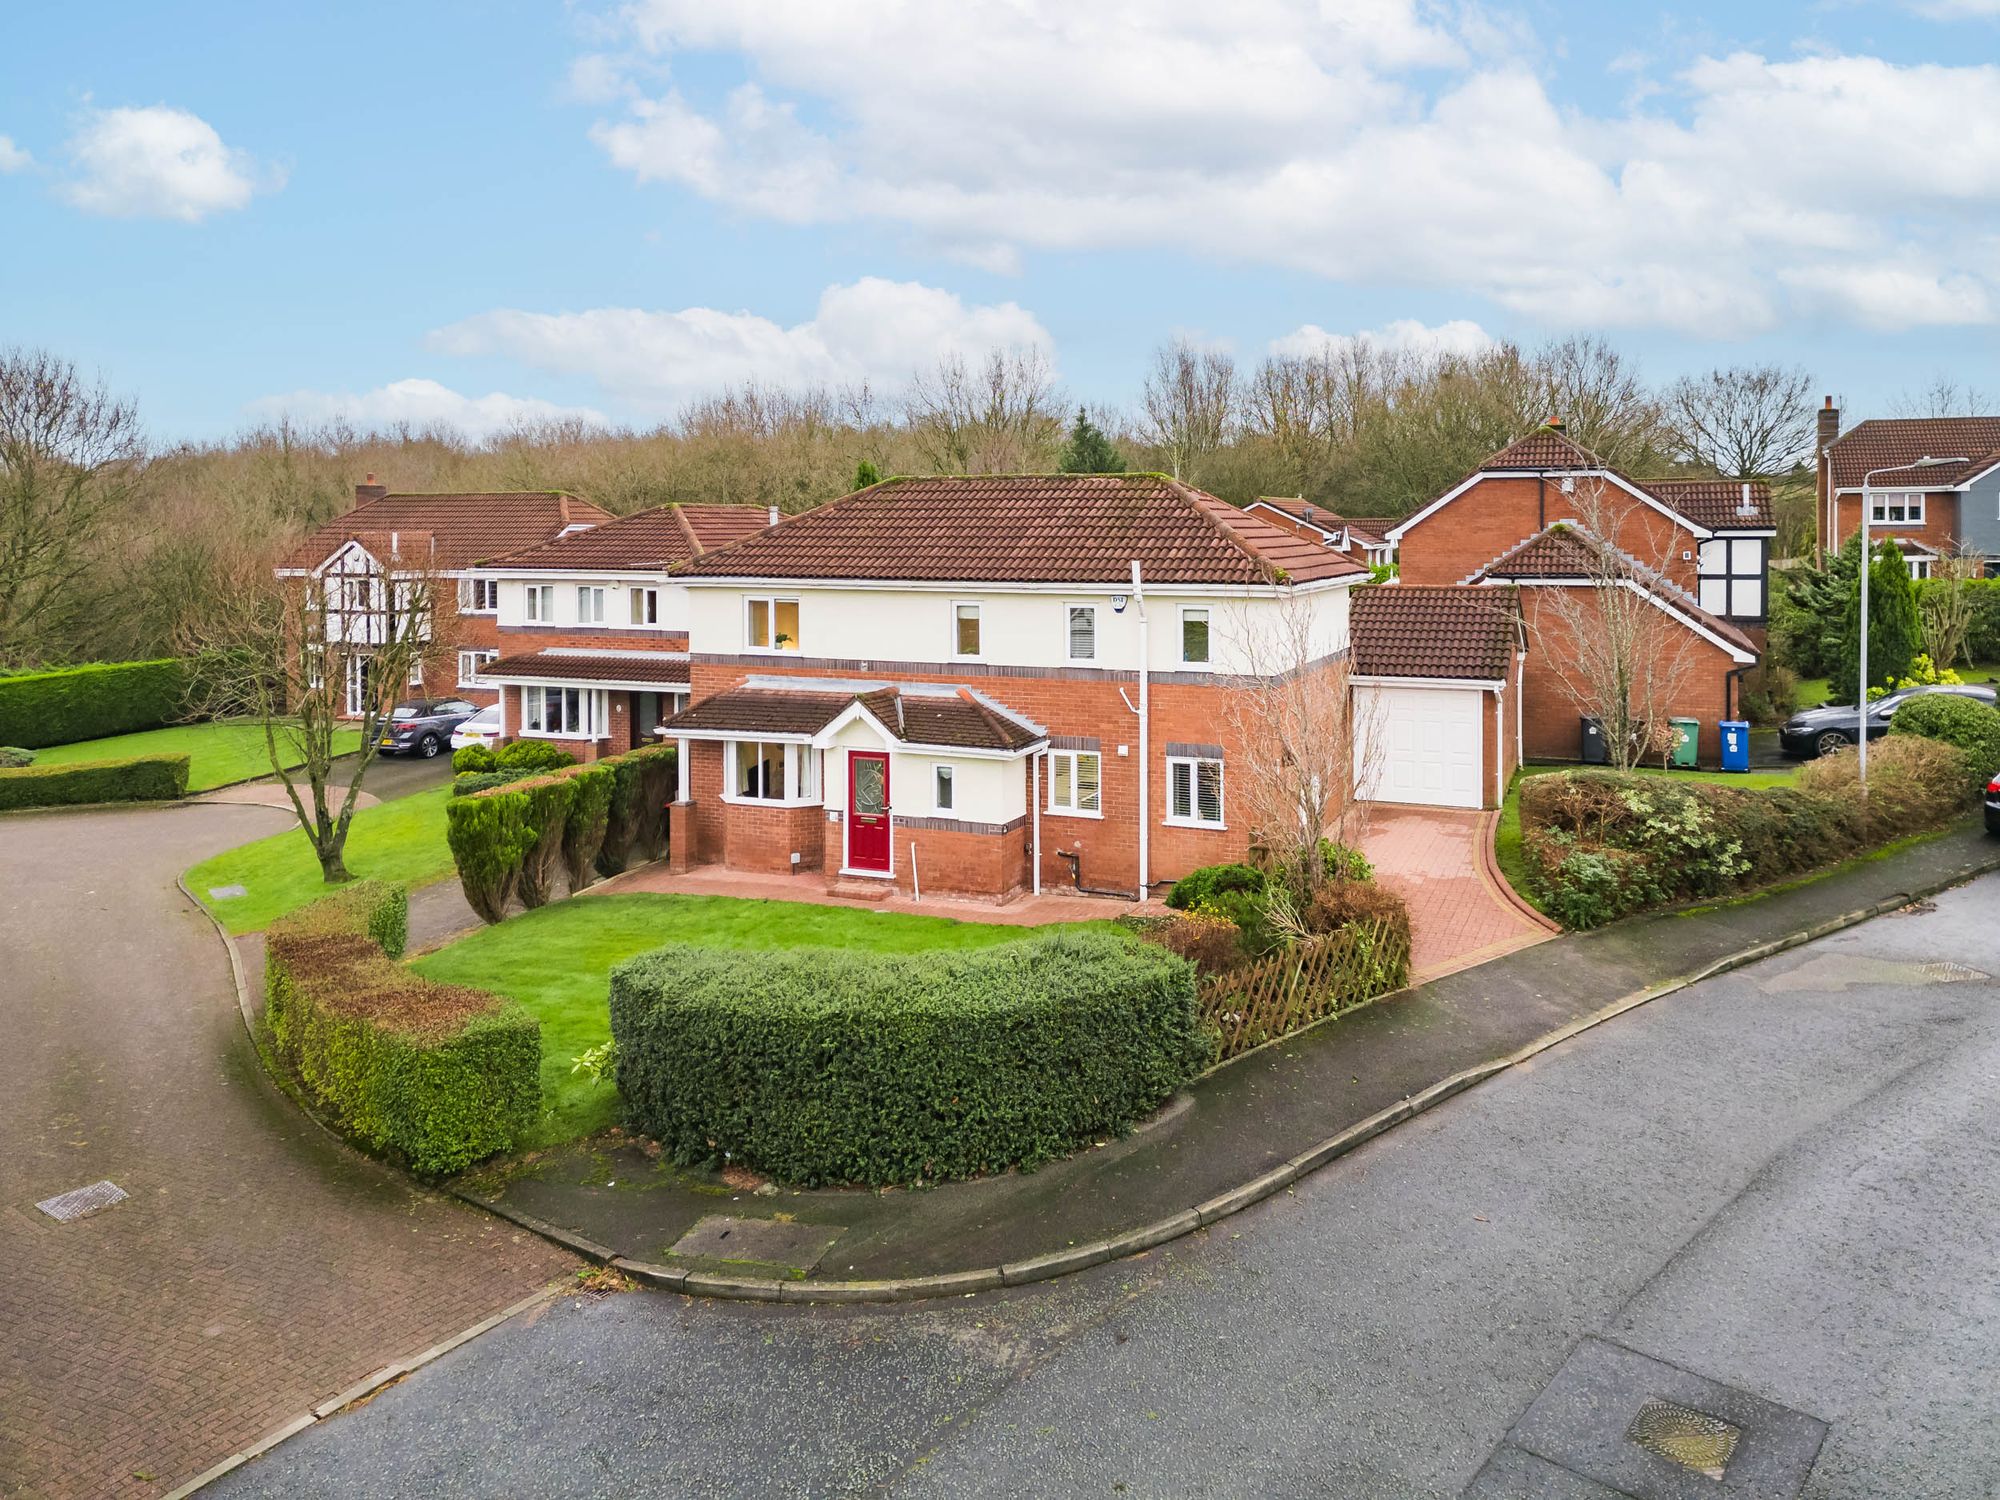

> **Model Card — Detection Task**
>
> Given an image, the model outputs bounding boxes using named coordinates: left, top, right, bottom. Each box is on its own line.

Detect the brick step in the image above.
left=825, top=877, right=896, bottom=903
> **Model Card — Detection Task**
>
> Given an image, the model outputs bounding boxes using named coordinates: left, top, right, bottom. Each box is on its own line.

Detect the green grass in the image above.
left=1794, top=661, right=2000, bottom=710
left=410, top=892, right=1102, bottom=1148
left=1515, top=762, right=1798, bottom=791
left=188, top=783, right=455, bottom=934
left=30, top=720, right=363, bottom=793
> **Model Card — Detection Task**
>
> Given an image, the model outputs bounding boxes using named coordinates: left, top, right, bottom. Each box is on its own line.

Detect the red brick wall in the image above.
left=495, top=625, right=689, bottom=651
left=1827, top=490, right=1961, bottom=556
left=1397, top=474, right=1701, bottom=592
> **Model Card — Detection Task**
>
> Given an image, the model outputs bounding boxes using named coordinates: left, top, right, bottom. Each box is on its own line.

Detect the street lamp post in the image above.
left=1855, top=456, right=1966, bottom=789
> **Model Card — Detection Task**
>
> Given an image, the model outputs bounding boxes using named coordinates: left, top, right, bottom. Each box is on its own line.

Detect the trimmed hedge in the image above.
left=451, top=769, right=532, bottom=796
left=494, top=739, right=576, bottom=773
left=0, top=659, right=188, bottom=749
left=263, top=880, right=538, bottom=1174
left=1890, top=692, right=2000, bottom=792
left=445, top=789, right=536, bottom=923
left=562, top=763, right=615, bottom=889
left=515, top=776, right=576, bottom=908
left=610, top=928, right=1213, bottom=1186
left=0, top=752, right=190, bottom=810
left=1165, top=862, right=1267, bottom=911
left=597, top=743, right=676, bottom=875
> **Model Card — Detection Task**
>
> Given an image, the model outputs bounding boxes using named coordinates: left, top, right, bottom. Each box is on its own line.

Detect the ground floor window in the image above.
left=1906, top=555, right=1932, bottom=581
left=728, top=739, right=816, bottom=802
left=1047, top=748, right=1102, bottom=815
left=1167, top=756, right=1225, bottom=827
left=457, top=649, right=498, bottom=686
left=523, top=685, right=607, bottom=738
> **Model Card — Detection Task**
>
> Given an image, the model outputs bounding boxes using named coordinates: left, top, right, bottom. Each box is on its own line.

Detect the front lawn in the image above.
left=189, top=783, right=455, bottom=934
left=410, top=893, right=1100, bottom=1149
left=31, top=720, right=362, bottom=793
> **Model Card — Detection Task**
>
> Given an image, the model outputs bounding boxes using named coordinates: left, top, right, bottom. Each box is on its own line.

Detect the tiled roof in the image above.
left=1252, top=499, right=1392, bottom=547
left=1639, top=479, right=1773, bottom=530
left=1469, top=524, right=1758, bottom=657
left=1825, top=417, right=2000, bottom=490
left=480, top=649, right=690, bottom=686
left=1481, top=427, right=1602, bottom=471
left=662, top=681, right=1044, bottom=752
left=679, top=475, right=1367, bottom=586
left=1351, top=586, right=1520, bottom=680
left=481, top=503, right=771, bottom=571
left=284, top=492, right=612, bottom=571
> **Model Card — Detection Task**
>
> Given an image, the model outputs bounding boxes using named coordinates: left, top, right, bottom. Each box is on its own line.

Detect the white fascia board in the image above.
left=1704, top=527, right=1777, bottom=538
left=892, top=739, right=1045, bottom=762
left=672, top=727, right=815, bottom=745
left=676, top=575, right=1356, bottom=599
left=1351, top=674, right=1503, bottom=690
left=811, top=700, right=897, bottom=749
left=1388, top=468, right=1714, bottom=541
left=1246, top=501, right=1341, bottom=543
left=475, top=566, right=676, bottom=583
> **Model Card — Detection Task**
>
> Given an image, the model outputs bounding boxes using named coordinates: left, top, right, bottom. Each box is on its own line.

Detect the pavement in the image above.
left=205, top=870, right=2000, bottom=1498
left=0, top=766, right=571, bottom=1499
left=1363, top=805, right=1554, bottom=980
left=450, top=820, right=2000, bottom=1295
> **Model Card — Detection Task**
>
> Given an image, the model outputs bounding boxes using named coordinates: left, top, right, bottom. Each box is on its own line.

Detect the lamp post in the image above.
left=1856, top=456, right=1965, bottom=788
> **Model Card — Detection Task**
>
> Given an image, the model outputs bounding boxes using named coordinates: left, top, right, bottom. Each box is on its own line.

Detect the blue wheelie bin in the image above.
left=1719, top=720, right=1751, bottom=773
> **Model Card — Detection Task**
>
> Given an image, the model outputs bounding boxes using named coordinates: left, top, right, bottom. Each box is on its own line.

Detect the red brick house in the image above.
left=279, top=479, right=612, bottom=715
left=1814, top=400, right=2000, bottom=577
left=653, top=474, right=1366, bottom=903
left=469, top=503, right=775, bottom=759
left=1246, top=498, right=1397, bottom=568
left=1382, top=426, right=1764, bottom=764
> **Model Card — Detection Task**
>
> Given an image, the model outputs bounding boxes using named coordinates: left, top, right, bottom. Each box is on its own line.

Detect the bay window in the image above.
left=522, top=685, right=607, bottom=738
left=1047, top=748, right=1102, bottom=815
left=727, top=740, right=817, bottom=803
left=746, top=596, right=801, bottom=651
left=1167, top=756, right=1225, bottom=827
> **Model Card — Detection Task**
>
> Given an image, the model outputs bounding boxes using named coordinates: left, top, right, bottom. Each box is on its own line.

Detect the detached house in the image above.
left=280, top=478, right=612, bottom=715
left=1246, top=498, right=1397, bottom=569
left=1815, top=400, right=2000, bottom=576
left=653, top=474, right=1367, bottom=903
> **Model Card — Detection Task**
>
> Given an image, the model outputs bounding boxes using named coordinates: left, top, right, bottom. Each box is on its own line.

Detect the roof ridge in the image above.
left=669, top=503, right=702, bottom=556
left=1183, top=487, right=1284, bottom=584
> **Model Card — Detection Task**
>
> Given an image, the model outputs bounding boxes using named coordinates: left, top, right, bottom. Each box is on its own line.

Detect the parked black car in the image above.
left=1778, top=684, right=1997, bottom=759
left=376, top=697, right=479, bottom=758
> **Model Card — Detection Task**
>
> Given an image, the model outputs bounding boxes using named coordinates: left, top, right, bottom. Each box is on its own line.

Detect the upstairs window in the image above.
left=1066, top=604, right=1097, bottom=663
left=577, top=586, right=606, bottom=624
left=934, top=764, right=955, bottom=811
left=953, top=602, right=981, bottom=658
left=456, top=578, right=498, bottom=613
left=746, top=596, right=801, bottom=651
left=457, top=649, right=498, bottom=686
left=630, top=587, right=660, bottom=626
left=1047, top=749, right=1102, bottom=815
left=1181, top=607, right=1210, bottom=665
left=1167, top=756, right=1225, bottom=827
left=1868, top=491, right=1924, bottom=525
left=1697, top=539, right=1766, bottom=620
left=525, top=585, right=555, bottom=623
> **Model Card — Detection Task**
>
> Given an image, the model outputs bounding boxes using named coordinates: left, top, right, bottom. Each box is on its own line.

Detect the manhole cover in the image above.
left=666, top=1214, right=844, bottom=1272
left=1628, top=1398, right=1739, bottom=1480
left=36, top=1180, right=128, bottom=1223
left=1920, top=962, right=1990, bottom=983
left=208, top=884, right=247, bottom=900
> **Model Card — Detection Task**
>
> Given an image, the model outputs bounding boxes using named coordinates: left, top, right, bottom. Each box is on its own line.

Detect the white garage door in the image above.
left=1357, top=684, right=1484, bottom=809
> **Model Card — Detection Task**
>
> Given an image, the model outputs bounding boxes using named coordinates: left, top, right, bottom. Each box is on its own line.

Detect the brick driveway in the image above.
left=1363, top=805, right=1556, bottom=981
left=0, top=801, right=572, bottom=1499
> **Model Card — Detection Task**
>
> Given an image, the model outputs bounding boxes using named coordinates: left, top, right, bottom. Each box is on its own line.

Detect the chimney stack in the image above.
left=1817, top=397, right=1840, bottom=454
left=1545, top=415, right=1565, bottom=430
left=356, top=472, right=389, bottom=507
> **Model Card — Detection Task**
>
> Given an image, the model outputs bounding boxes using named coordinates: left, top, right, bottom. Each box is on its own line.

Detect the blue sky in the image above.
left=3, top=0, right=1999, bottom=442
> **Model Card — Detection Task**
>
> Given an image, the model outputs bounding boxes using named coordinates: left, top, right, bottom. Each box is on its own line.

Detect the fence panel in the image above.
left=1196, top=918, right=1410, bottom=1063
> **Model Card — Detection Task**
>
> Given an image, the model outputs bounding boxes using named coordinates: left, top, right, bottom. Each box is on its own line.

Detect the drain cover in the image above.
left=36, top=1180, right=128, bottom=1223
left=1628, top=1398, right=1739, bottom=1480
left=1919, top=961, right=1990, bottom=984
left=666, top=1214, right=844, bottom=1272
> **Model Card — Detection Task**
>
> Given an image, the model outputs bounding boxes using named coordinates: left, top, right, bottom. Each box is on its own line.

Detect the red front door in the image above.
left=847, top=752, right=891, bottom=872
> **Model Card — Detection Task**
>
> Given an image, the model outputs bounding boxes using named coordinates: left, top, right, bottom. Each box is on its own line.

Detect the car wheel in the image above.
left=1814, top=729, right=1850, bottom=757
left=420, top=734, right=441, bottom=758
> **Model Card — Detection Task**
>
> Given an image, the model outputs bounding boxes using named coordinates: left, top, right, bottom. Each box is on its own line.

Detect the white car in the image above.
left=449, top=703, right=503, bottom=753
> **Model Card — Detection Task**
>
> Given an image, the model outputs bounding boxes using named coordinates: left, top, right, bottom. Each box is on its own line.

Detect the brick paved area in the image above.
left=1364, top=805, right=1555, bottom=981
left=0, top=802, right=572, bottom=1499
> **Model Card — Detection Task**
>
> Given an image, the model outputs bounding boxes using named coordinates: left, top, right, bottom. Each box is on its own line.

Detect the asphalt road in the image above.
left=210, top=874, right=2000, bottom=1499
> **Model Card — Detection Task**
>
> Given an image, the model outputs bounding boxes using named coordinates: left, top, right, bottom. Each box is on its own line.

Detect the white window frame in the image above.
left=1046, top=748, right=1103, bottom=818
left=1065, top=603, right=1098, bottom=664
left=722, top=739, right=819, bottom=805
left=521, top=685, right=609, bottom=740
left=525, top=584, right=555, bottom=623
left=456, top=577, right=498, bottom=614
left=457, top=649, right=499, bottom=686
left=1868, top=490, right=1925, bottom=526
left=1180, top=606, right=1211, bottom=665
left=951, top=601, right=982, bottom=660
left=1696, top=537, right=1767, bottom=620
left=408, top=658, right=424, bottom=688
left=933, top=763, right=955, bottom=813
left=577, top=585, right=607, bottom=624
left=1165, top=755, right=1226, bottom=829
left=1907, top=555, right=1932, bottom=581
left=745, top=595, right=802, bottom=653
left=630, top=587, right=660, bottom=627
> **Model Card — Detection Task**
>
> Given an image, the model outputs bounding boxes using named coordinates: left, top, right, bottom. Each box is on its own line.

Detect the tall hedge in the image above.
left=610, top=928, right=1213, bottom=1186
left=263, top=880, right=539, bottom=1175
left=0, top=659, right=188, bottom=749
left=0, top=752, right=190, bottom=810
left=598, top=743, right=676, bottom=875
left=1889, top=692, right=2000, bottom=792
left=562, top=763, right=615, bottom=890
left=514, top=777, right=576, bottom=909
left=445, top=789, right=535, bottom=923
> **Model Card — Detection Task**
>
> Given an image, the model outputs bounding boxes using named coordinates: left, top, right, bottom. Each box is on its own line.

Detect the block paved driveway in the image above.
left=1364, top=805, right=1554, bottom=981
left=0, top=798, right=572, bottom=1499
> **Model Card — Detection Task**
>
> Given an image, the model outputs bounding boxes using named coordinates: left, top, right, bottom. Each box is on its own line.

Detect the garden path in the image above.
left=1363, top=805, right=1556, bottom=980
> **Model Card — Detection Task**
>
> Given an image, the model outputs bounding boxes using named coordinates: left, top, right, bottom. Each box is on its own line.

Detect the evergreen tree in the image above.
left=1057, top=408, right=1127, bottom=474
left=1832, top=537, right=1921, bottom=697
left=853, top=459, right=882, bottom=489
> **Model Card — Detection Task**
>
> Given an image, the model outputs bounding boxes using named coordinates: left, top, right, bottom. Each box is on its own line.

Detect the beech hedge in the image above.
left=0, top=752, right=190, bottom=810
left=0, top=659, right=188, bottom=749
left=609, top=928, right=1212, bottom=1186
left=263, top=880, right=538, bottom=1174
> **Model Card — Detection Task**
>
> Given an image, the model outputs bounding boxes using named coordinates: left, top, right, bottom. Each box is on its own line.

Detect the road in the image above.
left=208, top=872, right=2000, bottom=1498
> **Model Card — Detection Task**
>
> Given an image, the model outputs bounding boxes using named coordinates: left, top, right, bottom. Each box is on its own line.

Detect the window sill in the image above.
left=720, top=793, right=821, bottom=809
left=521, top=729, right=609, bottom=741
left=743, top=646, right=804, bottom=656
left=1865, top=519, right=1923, bottom=528
left=1045, top=807, right=1103, bottom=820
left=1163, top=817, right=1227, bottom=831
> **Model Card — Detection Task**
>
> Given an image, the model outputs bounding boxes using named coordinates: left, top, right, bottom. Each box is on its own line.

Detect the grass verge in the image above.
left=31, top=720, right=362, bottom=793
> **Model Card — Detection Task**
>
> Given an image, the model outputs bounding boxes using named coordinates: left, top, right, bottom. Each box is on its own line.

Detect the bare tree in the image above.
left=1532, top=335, right=1662, bottom=469
left=1141, top=339, right=1236, bottom=482
left=1920, top=550, right=1983, bottom=668
left=903, top=348, right=1063, bottom=474
left=1891, top=374, right=1992, bottom=419
left=0, top=348, right=147, bottom=666
left=1662, top=364, right=1815, bottom=479
left=1530, top=481, right=1709, bottom=771
left=178, top=533, right=458, bottom=883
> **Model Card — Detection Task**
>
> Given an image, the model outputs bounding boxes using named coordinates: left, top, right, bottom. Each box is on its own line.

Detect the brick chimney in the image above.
left=1817, top=397, right=1840, bottom=454
left=355, top=472, right=389, bottom=507
left=1814, top=398, right=1842, bottom=560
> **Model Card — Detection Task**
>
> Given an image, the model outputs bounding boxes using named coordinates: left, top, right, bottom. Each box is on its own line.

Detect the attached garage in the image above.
left=1356, top=682, right=1485, bottom=808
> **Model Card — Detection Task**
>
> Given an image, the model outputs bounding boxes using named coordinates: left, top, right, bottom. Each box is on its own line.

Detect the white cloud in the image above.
left=429, top=277, right=1053, bottom=407
left=1780, top=262, right=1996, bottom=328
left=581, top=4, right=2000, bottom=335
left=0, top=136, right=30, bottom=173
left=1270, top=318, right=1496, bottom=360
left=61, top=105, right=278, bottom=222
left=1907, top=0, right=2000, bottom=16
left=246, top=379, right=607, bottom=441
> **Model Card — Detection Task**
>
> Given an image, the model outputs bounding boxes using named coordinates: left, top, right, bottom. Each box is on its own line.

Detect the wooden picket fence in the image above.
left=1197, top=917, right=1411, bottom=1064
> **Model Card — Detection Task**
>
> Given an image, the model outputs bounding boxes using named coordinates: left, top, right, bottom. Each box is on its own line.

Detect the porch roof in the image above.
left=480, top=647, right=691, bottom=688
left=662, top=679, right=1046, bottom=754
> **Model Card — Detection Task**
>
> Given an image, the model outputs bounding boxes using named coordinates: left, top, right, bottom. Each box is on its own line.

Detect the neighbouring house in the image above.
left=1246, top=497, right=1397, bottom=568
left=1383, top=424, right=1765, bottom=764
left=279, top=478, right=613, bottom=715
left=469, top=503, right=774, bottom=759
left=651, top=473, right=1367, bottom=903
left=1814, top=399, right=2000, bottom=577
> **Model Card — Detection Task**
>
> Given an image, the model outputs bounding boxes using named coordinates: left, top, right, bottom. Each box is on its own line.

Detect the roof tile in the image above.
left=1826, top=417, right=2000, bottom=491
left=482, top=503, right=771, bottom=571
left=284, top=492, right=613, bottom=571
left=1350, top=586, right=1519, bottom=680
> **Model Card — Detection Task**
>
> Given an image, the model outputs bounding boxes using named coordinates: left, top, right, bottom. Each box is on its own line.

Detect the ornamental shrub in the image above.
left=451, top=769, right=531, bottom=796
left=610, top=929, right=1213, bottom=1186
left=1166, top=862, right=1268, bottom=911
left=1796, top=734, right=1972, bottom=838
left=1140, top=910, right=1248, bottom=975
left=263, top=883, right=538, bottom=1175
left=494, top=739, right=576, bottom=773
left=0, top=747, right=32, bottom=767
left=1303, top=878, right=1411, bottom=956
left=562, top=763, right=615, bottom=890
left=452, top=744, right=496, bottom=773
left=1888, top=692, right=2000, bottom=792
left=0, top=752, right=190, bottom=810
left=1316, top=839, right=1375, bottom=884
left=0, top=658, right=189, bottom=749
left=513, top=776, right=576, bottom=909
left=444, top=789, right=536, bottom=923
